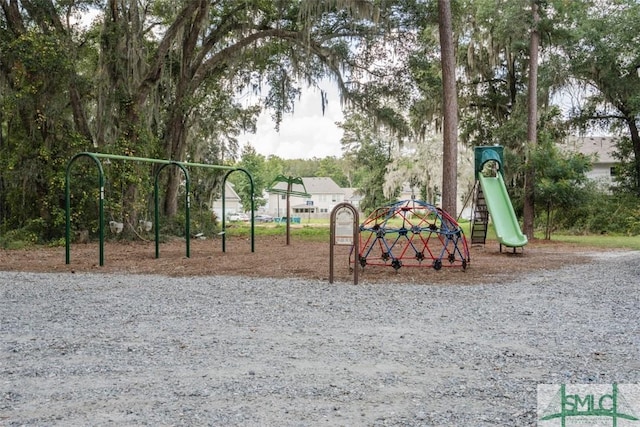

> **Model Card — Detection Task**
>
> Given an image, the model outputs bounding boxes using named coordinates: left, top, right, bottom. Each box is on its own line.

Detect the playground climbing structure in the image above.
left=353, top=199, right=470, bottom=271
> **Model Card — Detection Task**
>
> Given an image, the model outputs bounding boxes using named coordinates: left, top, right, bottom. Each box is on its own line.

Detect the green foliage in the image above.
left=3, top=0, right=640, bottom=248
left=0, top=218, right=44, bottom=249
left=229, top=145, right=268, bottom=212
left=158, top=211, right=188, bottom=238
left=551, top=192, right=640, bottom=236
left=611, top=137, right=639, bottom=194
left=316, top=157, right=350, bottom=187
left=0, top=11, right=98, bottom=242
left=263, top=156, right=287, bottom=188
left=448, top=0, right=535, bottom=149
left=553, top=0, right=640, bottom=194
left=531, top=138, right=593, bottom=239
left=263, top=156, right=350, bottom=187
left=283, top=159, right=321, bottom=179
left=339, top=111, right=396, bottom=213
left=191, top=207, right=220, bottom=238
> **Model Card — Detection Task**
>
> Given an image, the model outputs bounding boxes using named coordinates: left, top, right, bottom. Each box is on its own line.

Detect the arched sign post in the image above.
left=329, top=203, right=359, bottom=285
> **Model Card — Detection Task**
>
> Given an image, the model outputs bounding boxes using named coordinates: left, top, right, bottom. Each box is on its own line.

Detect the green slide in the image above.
left=478, top=172, right=528, bottom=249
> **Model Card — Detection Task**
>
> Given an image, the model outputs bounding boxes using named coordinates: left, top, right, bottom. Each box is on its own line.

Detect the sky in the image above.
left=238, top=83, right=345, bottom=160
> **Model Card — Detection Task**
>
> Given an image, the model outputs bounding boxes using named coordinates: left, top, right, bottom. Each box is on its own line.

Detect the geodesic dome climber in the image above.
left=352, top=199, right=470, bottom=272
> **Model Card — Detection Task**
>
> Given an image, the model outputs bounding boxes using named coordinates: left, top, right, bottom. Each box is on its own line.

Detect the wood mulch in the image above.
left=0, top=235, right=607, bottom=285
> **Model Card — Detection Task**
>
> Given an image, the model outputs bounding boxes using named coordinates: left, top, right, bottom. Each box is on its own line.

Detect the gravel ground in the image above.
left=2, top=251, right=640, bottom=426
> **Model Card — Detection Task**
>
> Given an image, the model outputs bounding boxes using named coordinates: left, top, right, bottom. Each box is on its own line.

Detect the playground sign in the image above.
left=334, top=207, right=356, bottom=245
left=329, top=203, right=359, bottom=284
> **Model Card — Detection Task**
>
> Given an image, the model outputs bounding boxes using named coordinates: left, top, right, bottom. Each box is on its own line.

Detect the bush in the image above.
left=0, top=223, right=41, bottom=249
left=158, top=208, right=220, bottom=239
left=552, top=191, right=640, bottom=235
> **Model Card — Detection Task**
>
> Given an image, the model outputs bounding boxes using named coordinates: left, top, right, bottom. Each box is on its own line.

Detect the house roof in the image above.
left=566, top=136, right=617, bottom=163
left=343, top=188, right=363, bottom=202
left=221, top=181, right=240, bottom=200
left=270, top=177, right=343, bottom=195
left=303, top=177, right=343, bottom=193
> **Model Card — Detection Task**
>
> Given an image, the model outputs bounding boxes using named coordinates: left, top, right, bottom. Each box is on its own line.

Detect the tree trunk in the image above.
left=69, top=82, right=93, bottom=145
left=545, top=202, right=551, bottom=240
left=163, top=108, right=189, bottom=217
left=523, top=1, right=539, bottom=240
left=627, top=116, right=640, bottom=195
left=438, top=0, right=458, bottom=216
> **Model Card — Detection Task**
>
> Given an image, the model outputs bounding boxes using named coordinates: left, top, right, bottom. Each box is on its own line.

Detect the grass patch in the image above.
left=0, top=239, right=33, bottom=250
left=543, top=233, right=640, bottom=250
left=226, top=221, right=640, bottom=251
left=223, top=223, right=329, bottom=241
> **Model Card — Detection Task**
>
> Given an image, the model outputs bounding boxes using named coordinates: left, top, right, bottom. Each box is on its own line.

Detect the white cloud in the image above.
left=239, top=83, right=344, bottom=159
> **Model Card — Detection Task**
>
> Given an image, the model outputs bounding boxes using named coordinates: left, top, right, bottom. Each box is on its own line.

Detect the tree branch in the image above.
left=0, top=0, right=25, bottom=35
left=136, top=0, right=205, bottom=105
left=576, top=114, right=627, bottom=121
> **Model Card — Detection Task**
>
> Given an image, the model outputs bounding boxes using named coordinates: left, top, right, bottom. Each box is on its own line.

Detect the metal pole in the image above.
left=236, top=167, right=255, bottom=253
left=154, top=162, right=190, bottom=258
left=154, top=174, right=160, bottom=258
left=65, top=153, right=105, bottom=266
left=222, top=168, right=255, bottom=253
left=222, top=177, right=227, bottom=252
left=286, top=179, right=292, bottom=246
left=185, top=178, right=190, bottom=258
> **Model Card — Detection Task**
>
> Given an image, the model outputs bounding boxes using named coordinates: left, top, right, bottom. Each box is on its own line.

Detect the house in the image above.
left=267, top=177, right=346, bottom=219
left=210, top=182, right=242, bottom=219
left=566, top=136, right=618, bottom=186
left=343, top=188, right=363, bottom=209
left=398, top=183, right=423, bottom=202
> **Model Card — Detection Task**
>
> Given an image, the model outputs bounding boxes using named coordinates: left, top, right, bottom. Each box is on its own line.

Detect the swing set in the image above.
left=65, top=152, right=255, bottom=266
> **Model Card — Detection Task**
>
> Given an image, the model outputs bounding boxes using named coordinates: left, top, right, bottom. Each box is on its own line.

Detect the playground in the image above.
left=1, top=145, right=589, bottom=283
left=2, top=150, right=638, bottom=426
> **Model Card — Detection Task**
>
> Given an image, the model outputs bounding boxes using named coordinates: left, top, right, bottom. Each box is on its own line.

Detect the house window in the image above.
left=281, top=194, right=286, bottom=200
left=294, top=207, right=315, bottom=214
left=610, top=166, right=619, bottom=177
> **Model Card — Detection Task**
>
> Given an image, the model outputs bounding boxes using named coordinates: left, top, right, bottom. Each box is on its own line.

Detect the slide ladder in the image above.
left=470, top=182, right=489, bottom=245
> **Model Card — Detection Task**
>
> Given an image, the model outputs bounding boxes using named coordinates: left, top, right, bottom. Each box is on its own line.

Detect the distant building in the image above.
left=565, top=136, right=618, bottom=186
left=210, top=182, right=242, bottom=219
left=343, top=188, right=363, bottom=209
left=267, top=177, right=346, bottom=219
left=397, top=183, right=427, bottom=202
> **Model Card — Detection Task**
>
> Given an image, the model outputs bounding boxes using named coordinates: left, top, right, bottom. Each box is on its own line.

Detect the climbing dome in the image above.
left=353, top=199, right=470, bottom=271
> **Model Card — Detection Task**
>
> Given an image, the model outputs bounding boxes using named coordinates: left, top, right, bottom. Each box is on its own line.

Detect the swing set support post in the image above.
left=66, top=152, right=105, bottom=266
left=154, top=162, right=190, bottom=259
left=221, top=168, right=255, bottom=253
